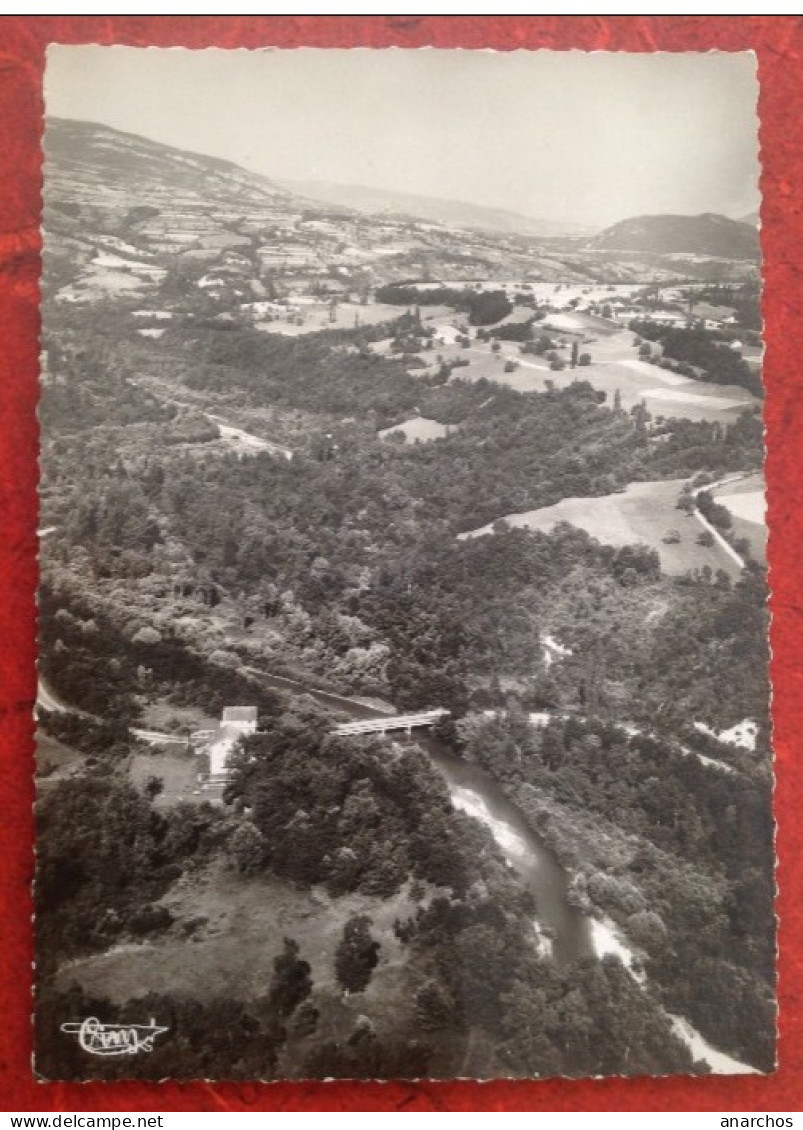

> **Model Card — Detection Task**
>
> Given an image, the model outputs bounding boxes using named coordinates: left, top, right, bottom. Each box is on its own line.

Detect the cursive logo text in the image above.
left=60, top=1017, right=168, bottom=1057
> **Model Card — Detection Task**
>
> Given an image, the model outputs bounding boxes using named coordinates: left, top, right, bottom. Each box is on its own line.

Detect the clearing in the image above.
left=52, top=859, right=438, bottom=1066
left=378, top=416, right=455, bottom=443
left=406, top=327, right=759, bottom=425
left=256, top=302, right=452, bottom=337
left=128, top=745, right=201, bottom=808
left=712, top=472, right=767, bottom=563
left=459, top=478, right=742, bottom=578
left=36, top=731, right=85, bottom=781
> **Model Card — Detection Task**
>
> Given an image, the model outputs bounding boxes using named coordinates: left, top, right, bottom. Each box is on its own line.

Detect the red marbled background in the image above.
left=0, top=15, right=800, bottom=1112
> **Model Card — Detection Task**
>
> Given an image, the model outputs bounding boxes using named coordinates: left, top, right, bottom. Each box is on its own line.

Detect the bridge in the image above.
left=332, top=708, right=449, bottom=737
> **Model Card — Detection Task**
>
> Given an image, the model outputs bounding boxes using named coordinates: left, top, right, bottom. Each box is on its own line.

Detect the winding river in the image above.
left=254, top=669, right=757, bottom=1074
left=38, top=667, right=757, bottom=1071
left=256, top=673, right=600, bottom=967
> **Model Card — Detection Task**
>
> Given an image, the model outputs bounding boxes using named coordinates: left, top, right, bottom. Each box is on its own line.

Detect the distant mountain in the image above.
left=279, top=178, right=593, bottom=238
left=585, top=213, right=760, bottom=261
left=738, top=210, right=760, bottom=227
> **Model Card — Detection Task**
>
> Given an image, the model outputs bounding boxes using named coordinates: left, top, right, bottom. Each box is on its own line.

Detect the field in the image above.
left=256, top=301, right=452, bottom=337
left=571, top=330, right=758, bottom=421
left=375, top=318, right=761, bottom=425
left=461, top=478, right=742, bottom=578
left=541, top=310, right=621, bottom=336
left=713, top=472, right=767, bottom=563
left=55, top=859, right=418, bottom=1003
left=52, top=858, right=442, bottom=1072
left=523, top=282, right=646, bottom=306
left=378, top=416, right=455, bottom=443
left=57, top=252, right=167, bottom=303
left=128, top=746, right=201, bottom=808
left=36, top=731, right=85, bottom=780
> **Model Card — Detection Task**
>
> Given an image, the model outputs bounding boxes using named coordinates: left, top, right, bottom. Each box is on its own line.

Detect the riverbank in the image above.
left=431, top=740, right=757, bottom=1075
left=37, top=664, right=761, bottom=1074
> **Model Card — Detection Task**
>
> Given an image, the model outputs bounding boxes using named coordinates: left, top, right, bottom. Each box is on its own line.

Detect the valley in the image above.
left=35, top=116, right=772, bottom=1083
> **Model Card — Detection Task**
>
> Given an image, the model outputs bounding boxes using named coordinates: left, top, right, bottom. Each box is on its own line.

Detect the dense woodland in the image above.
left=36, top=701, right=697, bottom=1081
left=449, top=700, right=774, bottom=1071
left=37, top=275, right=772, bottom=1078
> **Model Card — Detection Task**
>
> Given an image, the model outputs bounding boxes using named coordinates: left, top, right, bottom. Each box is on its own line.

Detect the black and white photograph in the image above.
left=34, top=46, right=772, bottom=1082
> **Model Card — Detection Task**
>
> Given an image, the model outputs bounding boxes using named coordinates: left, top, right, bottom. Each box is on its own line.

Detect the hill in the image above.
left=42, top=118, right=547, bottom=299
left=586, top=213, right=760, bottom=261
left=280, top=178, right=591, bottom=238
left=45, top=117, right=288, bottom=213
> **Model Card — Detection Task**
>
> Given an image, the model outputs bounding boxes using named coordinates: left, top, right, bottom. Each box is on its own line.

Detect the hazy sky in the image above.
left=45, top=46, right=760, bottom=228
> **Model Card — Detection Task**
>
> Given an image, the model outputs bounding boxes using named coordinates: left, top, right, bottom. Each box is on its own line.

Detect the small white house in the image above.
left=198, top=706, right=258, bottom=788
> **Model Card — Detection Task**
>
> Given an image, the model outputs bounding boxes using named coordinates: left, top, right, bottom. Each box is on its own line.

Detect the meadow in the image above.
left=461, top=477, right=742, bottom=578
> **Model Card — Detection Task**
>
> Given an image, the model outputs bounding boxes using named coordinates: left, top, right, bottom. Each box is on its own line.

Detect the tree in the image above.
left=571, top=341, right=579, bottom=368
left=631, top=400, right=650, bottom=432
left=228, top=821, right=266, bottom=875
left=268, top=937, right=313, bottom=1018
left=144, top=775, right=164, bottom=801
left=626, top=910, right=669, bottom=953
left=415, top=978, right=456, bottom=1031
left=335, top=915, right=381, bottom=994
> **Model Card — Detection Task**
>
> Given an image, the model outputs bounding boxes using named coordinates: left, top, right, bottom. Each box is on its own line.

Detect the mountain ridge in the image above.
left=585, top=211, right=760, bottom=260
left=277, top=177, right=593, bottom=238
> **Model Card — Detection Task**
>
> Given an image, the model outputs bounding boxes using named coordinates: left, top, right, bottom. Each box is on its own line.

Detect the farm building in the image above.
left=194, top=706, right=257, bottom=790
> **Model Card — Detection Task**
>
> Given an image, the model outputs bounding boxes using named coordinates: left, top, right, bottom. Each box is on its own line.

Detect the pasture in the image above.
left=128, top=745, right=200, bottom=808
left=713, top=472, right=767, bottom=563
left=258, top=301, right=452, bottom=337
left=370, top=306, right=759, bottom=426
left=52, top=860, right=434, bottom=1070
left=36, top=730, right=85, bottom=779
left=461, top=478, right=742, bottom=579
left=445, top=328, right=759, bottom=424
left=378, top=416, right=455, bottom=443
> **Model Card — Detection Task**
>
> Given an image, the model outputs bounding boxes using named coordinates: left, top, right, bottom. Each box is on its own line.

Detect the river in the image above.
left=253, top=668, right=757, bottom=1073
left=256, top=672, right=595, bottom=968
left=39, top=663, right=756, bottom=1070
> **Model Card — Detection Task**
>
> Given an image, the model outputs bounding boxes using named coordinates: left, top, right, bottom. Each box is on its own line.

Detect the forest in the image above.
left=448, top=696, right=774, bottom=1070
left=374, top=282, right=515, bottom=325
left=36, top=699, right=699, bottom=1081
left=37, top=276, right=772, bottom=1078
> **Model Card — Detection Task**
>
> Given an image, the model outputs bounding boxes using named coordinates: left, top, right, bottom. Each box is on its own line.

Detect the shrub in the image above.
left=128, top=904, right=173, bottom=935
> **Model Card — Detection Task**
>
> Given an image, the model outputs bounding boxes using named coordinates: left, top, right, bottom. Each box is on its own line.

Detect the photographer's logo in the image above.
left=60, top=1016, right=168, bottom=1056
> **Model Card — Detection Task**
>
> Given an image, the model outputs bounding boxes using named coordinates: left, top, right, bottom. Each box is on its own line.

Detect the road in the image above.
left=128, top=379, right=294, bottom=460
left=691, top=472, right=750, bottom=571
left=204, top=413, right=292, bottom=459
left=36, top=678, right=178, bottom=745
left=36, top=678, right=76, bottom=715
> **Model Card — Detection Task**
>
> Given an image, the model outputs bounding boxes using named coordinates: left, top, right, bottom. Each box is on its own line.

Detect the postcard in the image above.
left=33, top=45, right=772, bottom=1082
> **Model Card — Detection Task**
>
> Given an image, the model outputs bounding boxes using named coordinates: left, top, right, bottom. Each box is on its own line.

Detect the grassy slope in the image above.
left=713, top=473, right=767, bottom=563
left=52, top=859, right=432, bottom=1032
left=463, top=478, right=741, bottom=578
